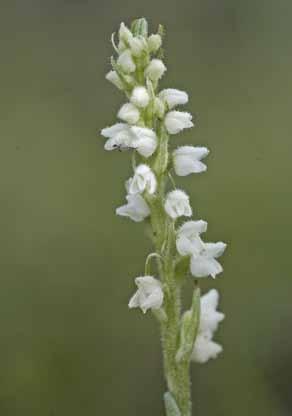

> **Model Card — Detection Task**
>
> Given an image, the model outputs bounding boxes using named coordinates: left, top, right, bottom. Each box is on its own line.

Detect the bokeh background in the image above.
left=1, top=0, right=292, bottom=415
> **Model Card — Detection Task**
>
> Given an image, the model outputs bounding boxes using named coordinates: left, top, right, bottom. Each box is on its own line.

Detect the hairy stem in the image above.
left=149, top=134, right=192, bottom=415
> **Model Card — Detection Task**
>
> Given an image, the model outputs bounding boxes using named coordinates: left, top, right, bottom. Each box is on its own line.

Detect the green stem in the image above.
left=145, top=124, right=192, bottom=416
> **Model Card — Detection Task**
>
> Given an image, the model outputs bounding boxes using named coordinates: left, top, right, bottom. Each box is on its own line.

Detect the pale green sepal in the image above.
left=176, top=286, right=200, bottom=363
left=152, top=308, right=168, bottom=323
left=164, top=392, right=181, bottom=416
left=131, top=18, right=148, bottom=37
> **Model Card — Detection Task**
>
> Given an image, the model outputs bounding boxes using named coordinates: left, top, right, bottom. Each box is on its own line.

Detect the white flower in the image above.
left=145, top=59, right=167, bottom=82
left=101, top=124, right=157, bottom=157
left=128, top=275, right=164, bottom=313
left=130, top=86, right=150, bottom=108
left=200, top=289, right=225, bottom=334
left=190, top=241, right=226, bottom=278
left=117, top=49, right=136, bottom=73
left=191, top=332, right=223, bottom=364
left=116, top=194, right=150, bottom=222
left=159, top=89, right=188, bottom=109
left=164, top=190, right=192, bottom=219
left=101, top=123, right=128, bottom=139
left=128, top=36, right=147, bottom=57
left=147, top=34, right=162, bottom=52
left=191, top=289, right=224, bottom=364
left=164, top=111, right=193, bottom=134
left=105, top=70, right=123, bottom=90
left=119, top=22, right=133, bottom=43
left=130, top=126, right=158, bottom=158
left=117, top=103, right=140, bottom=124
left=128, top=164, right=157, bottom=195
left=101, top=123, right=132, bottom=151
left=173, top=146, right=209, bottom=176
left=176, top=220, right=207, bottom=256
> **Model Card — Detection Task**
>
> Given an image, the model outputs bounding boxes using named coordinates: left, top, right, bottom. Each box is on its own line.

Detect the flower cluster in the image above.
left=101, top=17, right=227, bottom=384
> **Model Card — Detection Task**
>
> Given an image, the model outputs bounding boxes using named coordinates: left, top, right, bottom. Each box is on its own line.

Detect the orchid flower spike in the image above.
left=101, top=17, right=228, bottom=414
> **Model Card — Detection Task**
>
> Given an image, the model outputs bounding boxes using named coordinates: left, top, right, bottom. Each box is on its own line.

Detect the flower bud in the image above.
left=117, top=49, right=136, bottom=73
left=128, top=36, right=147, bottom=57
left=164, top=111, right=193, bottom=134
left=131, top=18, right=148, bottom=38
left=105, top=70, right=123, bottom=90
left=147, top=34, right=162, bottom=52
left=119, top=22, right=133, bottom=43
left=130, top=86, right=150, bottom=108
left=164, top=190, right=192, bottom=219
left=117, top=103, right=140, bottom=124
left=145, top=59, right=167, bottom=82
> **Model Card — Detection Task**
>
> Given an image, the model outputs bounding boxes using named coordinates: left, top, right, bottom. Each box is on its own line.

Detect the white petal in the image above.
left=205, top=242, right=227, bottom=258
left=200, top=289, right=225, bottom=333
left=176, top=235, right=194, bottom=256
left=105, top=70, right=123, bottom=90
left=178, top=220, right=208, bottom=238
left=128, top=291, right=141, bottom=309
left=174, top=146, right=209, bottom=159
left=159, top=89, right=188, bottom=109
left=101, top=123, right=128, bottom=138
left=116, top=194, right=150, bottom=222
left=190, top=255, right=223, bottom=278
left=140, top=288, right=164, bottom=313
left=191, top=333, right=223, bottom=364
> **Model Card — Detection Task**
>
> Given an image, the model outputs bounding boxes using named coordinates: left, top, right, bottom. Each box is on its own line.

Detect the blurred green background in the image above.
left=0, top=0, right=292, bottom=415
